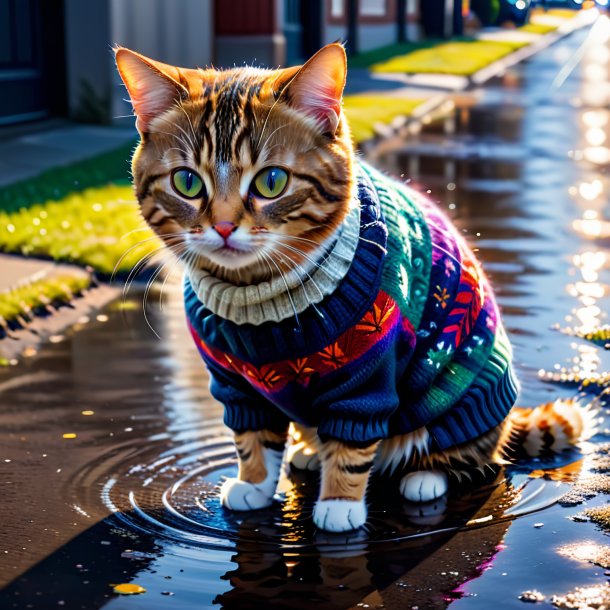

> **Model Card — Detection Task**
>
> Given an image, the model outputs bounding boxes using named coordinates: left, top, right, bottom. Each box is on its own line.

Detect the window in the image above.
left=360, top=0, right=386, bottom=16
left=331, top=0, right=344, bottom=18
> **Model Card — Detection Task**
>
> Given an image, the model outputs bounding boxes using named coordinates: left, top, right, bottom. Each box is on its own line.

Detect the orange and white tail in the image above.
left=505, top=398, right=599, bottom=458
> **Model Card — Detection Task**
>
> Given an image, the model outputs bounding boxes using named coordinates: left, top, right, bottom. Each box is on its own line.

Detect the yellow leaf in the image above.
left=112, top=583, right=146, bottom=595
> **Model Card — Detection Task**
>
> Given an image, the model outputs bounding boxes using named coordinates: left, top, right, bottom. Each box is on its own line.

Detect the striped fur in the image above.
left=234, top=429, right=287, bottom=485
left=504, top=398, right=599, bottom=458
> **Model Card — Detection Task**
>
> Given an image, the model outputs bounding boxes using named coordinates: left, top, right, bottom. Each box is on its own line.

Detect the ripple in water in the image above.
left=70, top=417, right=572, bottom=554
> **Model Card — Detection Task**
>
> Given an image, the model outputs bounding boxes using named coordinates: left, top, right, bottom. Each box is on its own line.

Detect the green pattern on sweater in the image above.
left=361, top=164, right=432, bottom=329
left=406, top=325, right=511, bottom=427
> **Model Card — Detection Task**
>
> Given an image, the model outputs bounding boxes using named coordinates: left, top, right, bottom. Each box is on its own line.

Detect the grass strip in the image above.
left=542, top=8, right=580, bottom=20
left=0, top=271, right=92, bottom=335
left=343, top=95, right=423, bottom=143
left=0, top=184, right=159, bottom=276
left=0, top=140, right=136, bottom=213
left=370, top=39, right=528, bottom=75
left=349, top=40, right=441, bottom=69
left=520, top=22, right=558, bottom=34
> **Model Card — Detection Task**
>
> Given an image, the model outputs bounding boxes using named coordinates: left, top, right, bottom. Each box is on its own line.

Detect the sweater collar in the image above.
left=185, top=200, right=361, bottom=326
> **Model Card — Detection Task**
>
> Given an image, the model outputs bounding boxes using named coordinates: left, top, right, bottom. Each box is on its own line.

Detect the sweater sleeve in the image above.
left=313, top=338, right=401, bottom=445
left=204, top=357, right=290, bottom=434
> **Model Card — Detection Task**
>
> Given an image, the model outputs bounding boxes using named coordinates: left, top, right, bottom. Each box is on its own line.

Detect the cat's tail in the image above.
left=503, top=398, right=600, bottom=458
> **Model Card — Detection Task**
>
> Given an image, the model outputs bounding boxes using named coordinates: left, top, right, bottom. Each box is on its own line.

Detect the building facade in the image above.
left=0, top=0, right=433, bottom=128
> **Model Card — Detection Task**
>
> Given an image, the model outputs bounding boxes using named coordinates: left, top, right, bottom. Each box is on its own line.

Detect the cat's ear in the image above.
left=281, top=43, right=347, bottom=135
left=114, top=47, right=189, bottom=133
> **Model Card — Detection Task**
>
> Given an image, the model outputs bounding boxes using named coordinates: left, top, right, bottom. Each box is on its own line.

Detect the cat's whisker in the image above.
left=254, top=250, right=275, bottom=283
left=133, top=241, right=187, bottom=321
left=272, top=242, right=331, bottom=293
left=111, top=236, right=172, bottom=284
left=141, top=255, right=172, bottom=339
left=257, top=251, right=301, bottom=330
left=158, top=247, right=192, bottom=312
left=111, top=234, right=182, bottom=283
left=358, top=235, right=388, bottom=254
left=272, top=248, right=324, bottom=304
left=265, top=232, right=325, bottom=248
left=161, top=247, right=201, bottom=312
left=119, top=226, right=152, bottom=240
left=150, top=129, right=192, bottom=161
left=150, top=126, right=193, bottom=156
left=177, top=101, right=199, bottom=152
left=257, top=124, right=289, bottom=162
left=165, top=146, right=193, bottom=158
left=157, top=115, right=198, bottom=155
left=121, top=240, right=184, bottom=306
left=140, top=240, right=189, bottom=336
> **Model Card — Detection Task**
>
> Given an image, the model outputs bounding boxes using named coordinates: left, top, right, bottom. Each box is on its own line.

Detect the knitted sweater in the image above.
left=185, top=162, right=519, bottom=450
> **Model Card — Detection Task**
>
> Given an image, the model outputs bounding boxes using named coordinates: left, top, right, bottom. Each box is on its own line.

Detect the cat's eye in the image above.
left=251, top=167, right=289, bottom=199
left=171, top=168, right=204, bottom=199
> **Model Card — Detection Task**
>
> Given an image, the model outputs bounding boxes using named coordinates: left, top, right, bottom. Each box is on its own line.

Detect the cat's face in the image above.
left=115, top=45, right=354, bottom=283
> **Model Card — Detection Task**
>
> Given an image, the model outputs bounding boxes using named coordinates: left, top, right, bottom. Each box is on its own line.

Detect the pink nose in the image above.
left=213, top=222, right=236, bottom=240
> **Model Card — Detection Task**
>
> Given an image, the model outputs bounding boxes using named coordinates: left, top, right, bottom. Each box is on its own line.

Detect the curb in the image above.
left=0, top=266, right=120, bottom=364
left=357, top=9, right=596, bottom=151
left=470, top=9, right=597, bottom=86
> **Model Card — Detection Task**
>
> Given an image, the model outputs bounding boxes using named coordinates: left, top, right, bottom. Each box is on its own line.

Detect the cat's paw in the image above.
left=288, top=445, right=320, bottom=471
left=313, top=499, right=367, bottom=532
left=400, top=470, right=448, bottom=503
left=219, top=478, right=274, bottom=511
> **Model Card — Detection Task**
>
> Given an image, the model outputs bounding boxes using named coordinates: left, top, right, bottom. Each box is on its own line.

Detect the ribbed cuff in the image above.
left=317, top=414, right=390, bottom=444
left=223, top=402, right=289, bottom=434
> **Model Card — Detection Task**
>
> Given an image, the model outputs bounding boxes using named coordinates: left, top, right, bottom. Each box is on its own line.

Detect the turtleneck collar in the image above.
left=185, top=203, right=361, bottom=326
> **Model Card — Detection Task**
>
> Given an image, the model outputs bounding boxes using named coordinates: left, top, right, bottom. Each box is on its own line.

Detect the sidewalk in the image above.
left=0, top=122, right=135, bottom=187
left=343, top=7, right=597, bottom=145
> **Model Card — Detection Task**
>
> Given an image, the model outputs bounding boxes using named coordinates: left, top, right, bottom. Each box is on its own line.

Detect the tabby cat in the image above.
left=115, top=44, right=591, bottom=533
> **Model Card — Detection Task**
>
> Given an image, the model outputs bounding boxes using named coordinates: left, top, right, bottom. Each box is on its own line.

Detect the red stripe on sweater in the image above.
left=189, top=291, right=412, bottom=394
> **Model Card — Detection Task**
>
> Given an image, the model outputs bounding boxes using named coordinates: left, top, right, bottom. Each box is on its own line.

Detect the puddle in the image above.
left=1, top=24, right=610, bottom=610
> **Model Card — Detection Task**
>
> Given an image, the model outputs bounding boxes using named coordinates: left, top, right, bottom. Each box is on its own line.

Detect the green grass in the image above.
left=343, top=95, right=423, bottom=143
left=370, top=39, right=528, bottom=76
left=0, top=140, right=136, bottom=214
left=520, top=22, right=558, bottom=34
left=349, top=40, right=441, bottom=69
left=0, top=184, right=159, bottom=276
left=0, top=272, right=91, bottom=329
left=0, top=139, right=161, bottom=277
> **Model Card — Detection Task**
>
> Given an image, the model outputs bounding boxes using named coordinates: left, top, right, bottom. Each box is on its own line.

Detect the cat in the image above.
left=115, top=43, right=594, bottom=533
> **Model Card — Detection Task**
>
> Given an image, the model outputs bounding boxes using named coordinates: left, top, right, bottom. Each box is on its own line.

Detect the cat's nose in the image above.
left=213, top=222, right=237, bottom=241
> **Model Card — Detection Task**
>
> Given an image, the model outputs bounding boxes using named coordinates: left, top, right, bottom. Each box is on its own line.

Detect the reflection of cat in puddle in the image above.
left=212, top=468, right=519, bottom=610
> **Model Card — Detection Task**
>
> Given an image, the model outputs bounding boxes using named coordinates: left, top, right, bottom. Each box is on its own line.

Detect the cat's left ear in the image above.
left=114, top=46, right=190, bottom=133
left=281, top=43, right=347, bottom=135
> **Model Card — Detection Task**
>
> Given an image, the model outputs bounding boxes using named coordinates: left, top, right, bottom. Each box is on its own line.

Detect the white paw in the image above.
left=219, top=478, right=274, bottom=511
left=288, top=445, right=320, bottom=471
left=400, top=470, right=448, bottom=503
left=313, top=499, right=367, bottom=532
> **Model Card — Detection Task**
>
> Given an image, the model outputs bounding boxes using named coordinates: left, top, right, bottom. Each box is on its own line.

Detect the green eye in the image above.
left=171, top=168, right=204, bottom=199
left=252, top=167, right=289, bottom=199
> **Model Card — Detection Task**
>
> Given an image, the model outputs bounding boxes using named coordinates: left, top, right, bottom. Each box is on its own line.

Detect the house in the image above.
left=0, top=0, right=452, bottom=129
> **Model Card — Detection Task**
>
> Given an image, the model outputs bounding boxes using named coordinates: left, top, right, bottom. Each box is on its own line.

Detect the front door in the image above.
left=0, top=0, right=66, bottom=126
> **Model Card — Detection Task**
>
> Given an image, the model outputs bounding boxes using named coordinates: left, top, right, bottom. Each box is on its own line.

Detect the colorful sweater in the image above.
left=185, top=162, right=519, bottom=450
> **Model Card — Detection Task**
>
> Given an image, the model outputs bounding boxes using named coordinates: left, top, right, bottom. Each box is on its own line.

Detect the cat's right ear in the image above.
left=114, top=47, right=189, bottom=133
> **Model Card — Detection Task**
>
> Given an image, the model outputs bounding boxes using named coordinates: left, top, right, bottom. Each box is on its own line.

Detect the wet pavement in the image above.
left=1, top=22, right=610, bottom=610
